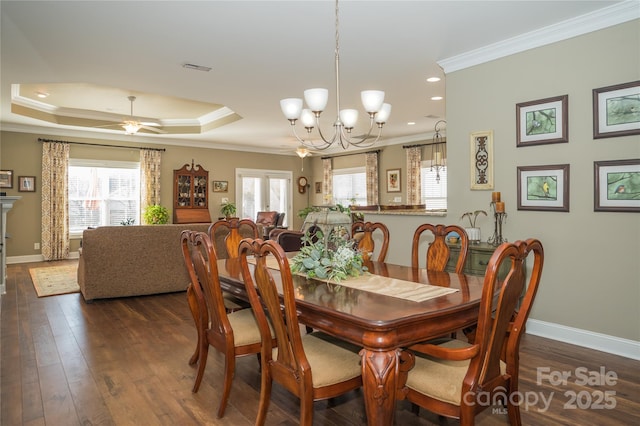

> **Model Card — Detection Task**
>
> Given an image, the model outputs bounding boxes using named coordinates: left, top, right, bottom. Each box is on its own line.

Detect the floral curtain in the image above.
left=140, top=149, right=162, bottom=222
left=365, top=152, right=379, bottom=205
left=41, top=141, right=70, bottom=260
left=323, top=158, right=333, bottom=204
left=406, top=146, right=422, bottom=205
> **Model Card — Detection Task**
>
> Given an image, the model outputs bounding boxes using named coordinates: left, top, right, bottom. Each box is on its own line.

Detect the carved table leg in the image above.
left=360, top=348, right=402, bottom=426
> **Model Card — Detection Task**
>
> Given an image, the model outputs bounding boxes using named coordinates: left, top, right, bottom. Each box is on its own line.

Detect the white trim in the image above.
left=526, top=319, right=640, bottom=361
left=439, top=0, right=640, bottom=73
left=7, top=251, right=80, bottom=265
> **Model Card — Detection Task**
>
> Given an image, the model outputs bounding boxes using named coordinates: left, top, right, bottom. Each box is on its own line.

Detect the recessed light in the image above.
left=36, top=91, right=49, bottom=98
left=407, top=122, right=416, bottom=126
left=426, top=77, right=440, bottom=83
left=431, top=96, right=443, bottom=101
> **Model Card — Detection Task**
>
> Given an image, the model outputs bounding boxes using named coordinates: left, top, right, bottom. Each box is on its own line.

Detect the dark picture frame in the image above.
left=517, top=164, right=570, bottom=212
left=593, top=81, right=640, bottom=139
left=212, top=180, right=228, bottom=192
left=594, top=159, right=640, bottom=212
left=386, top=169, right=401, bottom=193
left=0, top=170, right=13, bottom=188
left=18, top=176, right=36, bottom=192
left=315, top=181, right=322, bottom=194
left=516, top=95, right=568, bottom=147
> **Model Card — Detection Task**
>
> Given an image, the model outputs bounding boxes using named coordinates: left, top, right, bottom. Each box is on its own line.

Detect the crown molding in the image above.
left=438, top=0, right=640, bottom=74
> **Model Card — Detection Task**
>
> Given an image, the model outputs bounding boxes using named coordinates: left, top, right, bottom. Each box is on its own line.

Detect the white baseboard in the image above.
left=526, top=319, right=640, bottom=361
left=7, top=251, right=80, bottom=264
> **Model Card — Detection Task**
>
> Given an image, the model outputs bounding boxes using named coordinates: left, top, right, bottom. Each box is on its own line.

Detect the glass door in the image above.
left=236, top=168, right=292, bottom=227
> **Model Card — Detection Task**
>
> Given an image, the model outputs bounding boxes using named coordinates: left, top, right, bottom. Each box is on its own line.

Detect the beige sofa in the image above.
left=78, top=223, right=211, bottom=301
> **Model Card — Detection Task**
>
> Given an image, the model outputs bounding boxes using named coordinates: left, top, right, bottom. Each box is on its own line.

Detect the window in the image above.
left=332, top=167, right=366, bottom=206
left=421, top=162, right=447, bottom=210
left=68, top=159, right=140, bottom=235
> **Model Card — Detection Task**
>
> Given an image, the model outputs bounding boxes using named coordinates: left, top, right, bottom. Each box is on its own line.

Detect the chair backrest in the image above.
left=411, top=223, right=468, bottom=272
left=351, top=221, right=390, bottom=262
left=238, top=238, right=311, bottom=392
left=181, top=229, right=208, bottom=334
left=466, top=239, right=544, bottom=397
left=255, top=211, right=279, bottom=226
left=276, top=212, right=286, bottom=227
left=183, top=230, right=231, bottom=343
left=208, top=218, right=259, bottom=259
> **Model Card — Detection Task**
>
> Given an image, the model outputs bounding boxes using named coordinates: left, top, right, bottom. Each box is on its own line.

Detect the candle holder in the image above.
left=488, top=201, right=507, bottom=246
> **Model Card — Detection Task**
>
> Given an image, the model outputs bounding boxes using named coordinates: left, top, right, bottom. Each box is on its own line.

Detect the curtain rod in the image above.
left=38, top=138, right=166, bottom=152
left=402, top=140, right=446, bottom=149
left=320, top=149, right=381, bottom=160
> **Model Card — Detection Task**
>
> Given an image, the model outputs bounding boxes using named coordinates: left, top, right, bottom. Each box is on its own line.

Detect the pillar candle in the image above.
left=496, top=201, right=505, bottom=212
left=492, top=192, right=501, bottom=202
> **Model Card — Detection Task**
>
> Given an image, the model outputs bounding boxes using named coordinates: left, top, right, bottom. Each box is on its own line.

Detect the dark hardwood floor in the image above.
left=2, top=260, right=639, bottom=425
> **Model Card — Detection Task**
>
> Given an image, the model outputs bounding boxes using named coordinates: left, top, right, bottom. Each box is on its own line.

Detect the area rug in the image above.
left=29, top=264, right=79, bottom=297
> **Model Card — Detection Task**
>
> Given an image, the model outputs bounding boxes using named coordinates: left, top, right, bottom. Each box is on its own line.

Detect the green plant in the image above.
left=461, top=210, right=487, bottom=228
left=220, top=201, right=237, bottom=218
left=120, top=218, right=135, bottom=226
left=290, top=228, right=367, bottom=283
left=143, top=205, right=170, bottom=225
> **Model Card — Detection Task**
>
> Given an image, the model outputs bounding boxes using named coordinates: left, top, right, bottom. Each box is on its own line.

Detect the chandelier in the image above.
left=280, top=0, right=391, bottom=150
left=430, top=120, right=447, bottom=183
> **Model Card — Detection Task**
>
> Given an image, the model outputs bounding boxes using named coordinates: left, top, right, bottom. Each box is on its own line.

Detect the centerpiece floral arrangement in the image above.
left=290, top=227, right=368, bottom=283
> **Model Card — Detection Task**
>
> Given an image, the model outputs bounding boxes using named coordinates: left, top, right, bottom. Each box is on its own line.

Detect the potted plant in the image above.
left=220, top=201, right=237, bottom=219
left=143, top=205, right=170, bottom=225
left=460, top=209, right=487, bottom=244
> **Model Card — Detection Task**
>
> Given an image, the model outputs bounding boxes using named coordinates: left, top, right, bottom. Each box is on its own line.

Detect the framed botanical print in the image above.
left=18, top=176, right=36, bottom=192
left=516, top=95, right=568, bottom=147
left=386, top=169, right=401, bottom=192
left=593, top=81, right=640, bottom=139
left=594, top=159, right=640, bottom=212
left=517, top=164, right=570, bottom=212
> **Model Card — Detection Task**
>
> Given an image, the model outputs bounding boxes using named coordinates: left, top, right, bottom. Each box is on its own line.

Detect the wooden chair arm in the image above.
left=407, top=342, right=480, bottom=361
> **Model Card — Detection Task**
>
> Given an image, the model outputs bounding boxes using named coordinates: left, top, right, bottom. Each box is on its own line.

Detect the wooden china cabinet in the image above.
left=173, top=161, right=211, bottom=224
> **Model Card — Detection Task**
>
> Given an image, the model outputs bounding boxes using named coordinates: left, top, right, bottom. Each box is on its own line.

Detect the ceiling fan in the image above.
left=94, top=96, right=165, bottom=135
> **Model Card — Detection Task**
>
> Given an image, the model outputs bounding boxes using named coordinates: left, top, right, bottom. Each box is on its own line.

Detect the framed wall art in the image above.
left=0, top=170, right=13, bottom=188
left=315, top=181, right=322, bottom=194
left=516, top=94, right=568, bottom=147
left=470, top=130, right=494, bottom=190
left=517, top=164, right=570, bottom=212
left=593, top=80, right=640, bottom=139
left=212, top=180, right=228, bottom=192
left=386, top=169, right=401, bottom=193
left=594, top=159, right=640, bottom=212
left=18, top=176, right=36, bottom=192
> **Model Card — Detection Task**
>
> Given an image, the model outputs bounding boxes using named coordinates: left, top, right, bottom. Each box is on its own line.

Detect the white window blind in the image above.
left=69, top=160, right=140, bottom=234
left=421, top=162, right=447, bottom=210
left=332, top=167, right=366, bottom=206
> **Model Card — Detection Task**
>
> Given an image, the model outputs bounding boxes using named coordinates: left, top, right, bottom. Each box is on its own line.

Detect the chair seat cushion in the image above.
left=274, top=332, right=362, bottom=388
left=228, top=308, right=263, bottom=346
left=405, top=339, right=506, bottom=405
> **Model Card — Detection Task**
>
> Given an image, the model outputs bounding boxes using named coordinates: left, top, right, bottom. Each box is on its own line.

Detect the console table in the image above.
left=446, top=242, right=505, bottom=276
left=1, top=196, right=21, bottom=294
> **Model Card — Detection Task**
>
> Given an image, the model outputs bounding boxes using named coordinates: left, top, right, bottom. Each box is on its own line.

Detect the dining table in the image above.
left=216, top=257, right=485, bottom=426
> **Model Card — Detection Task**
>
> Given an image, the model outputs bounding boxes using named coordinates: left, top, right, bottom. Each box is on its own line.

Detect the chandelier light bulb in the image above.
left=361, top=90, right=385, bottom=114
left=280, top=98, right=303, bottom=120
left=375, top=103, right=392, bottom=124
left=339, top=109, right=358, bottom=129
left=304, top=88, right=329, bottom=113
left=300, top=109, right=315, bottom=129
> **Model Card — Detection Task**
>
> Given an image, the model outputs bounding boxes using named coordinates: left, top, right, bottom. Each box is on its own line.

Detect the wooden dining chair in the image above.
left=411, top=223, right=469, bottom=273
left=208, top=218, right=259, bottom=259
left=238, top=238, right=363, bottom=426
left=397, top=239, right=544, bottom=426
left=352, top=221, right=390, bottom=262
left=182, top=230, right=273, bottom=419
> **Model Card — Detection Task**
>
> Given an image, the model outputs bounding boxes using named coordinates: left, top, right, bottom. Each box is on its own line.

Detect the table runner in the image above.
left=246, top=256, right=458, bottom=303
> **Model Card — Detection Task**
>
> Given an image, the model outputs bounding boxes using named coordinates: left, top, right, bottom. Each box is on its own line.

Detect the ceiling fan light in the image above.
left=375, top=103, right=391, bottom=124
left=123, top=121, right=141, bottom=135
left=304, top=88, right=328, bottom=113
left=361, top=90, right=384, bottom=113
left=280, top=98, right=303, bottom=120
left=296, top=146, right=310, bottom=158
